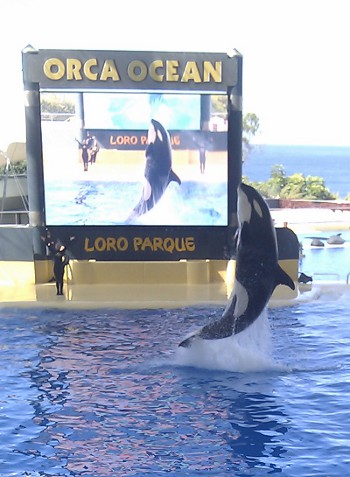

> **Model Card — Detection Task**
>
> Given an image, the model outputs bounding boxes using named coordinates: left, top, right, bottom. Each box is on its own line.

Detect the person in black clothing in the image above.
left=53, top=243, right=70, bottom=295
left=199, top=145, right=206, bottom=174
left=42, top=231, right=74, bottom=295
left=193, top=135, right=208, bottom=174
left=88, top=135, right=100, bottom=164
left=76, top=137, right=90, bottom=171
left=41, top=231, right=58, bottom=282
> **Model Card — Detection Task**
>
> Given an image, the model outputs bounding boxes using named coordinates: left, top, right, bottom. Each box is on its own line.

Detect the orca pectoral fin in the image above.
left=178, top=334, right=197, bottom=348
left=276, top=265, right=295, bottom=290
left=169, top=169, right=181, bottom=185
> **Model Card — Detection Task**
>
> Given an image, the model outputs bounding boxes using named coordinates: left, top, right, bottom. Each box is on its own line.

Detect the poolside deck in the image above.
left=0, top=282, right=229, bottom=309
left=1, top=279, right=349, bottom=311
left=0, top=207, right=349, bottom=310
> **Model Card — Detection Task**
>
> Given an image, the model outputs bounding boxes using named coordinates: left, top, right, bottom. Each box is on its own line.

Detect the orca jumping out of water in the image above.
left=179, top=182, right=295, bottom=348
left=127, top=119, right=181, bottom=221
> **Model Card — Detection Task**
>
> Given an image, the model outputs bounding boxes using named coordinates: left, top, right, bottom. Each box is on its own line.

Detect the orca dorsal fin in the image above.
left=275, top=264, right=295, bottom=290
left=168, top=169, right=181, bottom=185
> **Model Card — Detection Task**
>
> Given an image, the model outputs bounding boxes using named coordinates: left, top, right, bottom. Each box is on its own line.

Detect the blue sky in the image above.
left=1, top=0, right=349, bottom=149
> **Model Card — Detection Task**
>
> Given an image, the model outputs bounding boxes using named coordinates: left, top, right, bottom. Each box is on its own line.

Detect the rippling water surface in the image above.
left=1, top=291, right=350, bottom=476
left=44, top=180, right=227, bottom=226
left=298, top=230, right=350, bottom=281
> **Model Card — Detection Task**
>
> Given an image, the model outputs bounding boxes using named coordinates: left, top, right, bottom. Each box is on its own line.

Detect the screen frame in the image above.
left=22, top=48, right=242, bottom=261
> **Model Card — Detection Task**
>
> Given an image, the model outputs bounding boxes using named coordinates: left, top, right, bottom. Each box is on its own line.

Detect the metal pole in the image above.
left=76, top=92, right=85, bottom=142
left=0, top=160, right=9, bottom=222
left=22, top=46, right=46, bottom=257
left=227, top=50, right=243, bottom=229
left=200, top=94, right=211, bottom=131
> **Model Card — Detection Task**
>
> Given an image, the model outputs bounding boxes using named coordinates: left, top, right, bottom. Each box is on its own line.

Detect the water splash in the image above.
left=175, top=310, right=284, bottom=373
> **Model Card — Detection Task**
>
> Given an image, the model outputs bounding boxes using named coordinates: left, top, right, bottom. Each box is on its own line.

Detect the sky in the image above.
left=1, top=0, right=349, bottom=150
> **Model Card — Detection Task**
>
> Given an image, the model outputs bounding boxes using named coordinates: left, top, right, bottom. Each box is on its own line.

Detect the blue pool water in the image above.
left=44, top=179, right=227, bottom=226
left=297, top=230, right=350, bottom=281
left=1, top=293, right=350, bottom=476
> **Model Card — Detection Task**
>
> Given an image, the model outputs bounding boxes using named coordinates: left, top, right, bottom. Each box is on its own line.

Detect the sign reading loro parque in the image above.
left=22, top=47, right=243, bottom=261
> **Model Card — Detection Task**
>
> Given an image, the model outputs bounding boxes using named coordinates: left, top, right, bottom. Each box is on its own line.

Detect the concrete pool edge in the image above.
left=0, top=282, right=229, bottom=309
left=0, top=256, right=299, bottom=308
left=0, top=280, right=348, bottom=310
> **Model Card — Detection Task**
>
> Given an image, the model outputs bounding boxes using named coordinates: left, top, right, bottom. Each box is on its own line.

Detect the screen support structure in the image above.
left=22, top=45, right=46, bottom=257
left=22, top=47, right=243, bottom=262
left=228, top=50, right=243, bottom=229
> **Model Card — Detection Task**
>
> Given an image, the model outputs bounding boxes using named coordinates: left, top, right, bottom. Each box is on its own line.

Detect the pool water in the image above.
left=298, top=230, right=350, bottom=281
left=44, top=179, right=227, bottom=226
left=1, top=289, right=350, bottom=476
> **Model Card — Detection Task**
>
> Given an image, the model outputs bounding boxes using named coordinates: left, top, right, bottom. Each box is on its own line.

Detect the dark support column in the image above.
left=22, top=46, right=46, bottom=257
left=76, top=92, right=85, bottom=142
left=227, top=50, right=243, bottom=229
left=200, top=94, right=211, bottom=130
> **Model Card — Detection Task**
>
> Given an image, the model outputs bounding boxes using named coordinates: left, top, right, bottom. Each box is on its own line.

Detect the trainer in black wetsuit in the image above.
left=76, top=138, right=90, bottom=171
left=53, top=244, right=69, bottom=296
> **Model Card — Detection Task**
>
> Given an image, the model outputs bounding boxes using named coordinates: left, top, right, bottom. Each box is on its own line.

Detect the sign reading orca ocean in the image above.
left=22, top=48, right=243, bottom=260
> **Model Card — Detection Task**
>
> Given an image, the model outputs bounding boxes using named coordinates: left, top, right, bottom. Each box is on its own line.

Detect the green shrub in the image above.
left=244, top=165, right=337, bottom=200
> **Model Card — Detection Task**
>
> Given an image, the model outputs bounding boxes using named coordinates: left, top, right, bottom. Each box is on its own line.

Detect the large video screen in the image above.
left=41, top=92, right=228, bottom=226
left=83, top=92, right=202, bottom=130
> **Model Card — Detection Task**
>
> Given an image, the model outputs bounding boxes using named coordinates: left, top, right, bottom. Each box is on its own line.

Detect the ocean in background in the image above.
left=243, top=145, right=350, bottom=199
